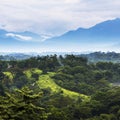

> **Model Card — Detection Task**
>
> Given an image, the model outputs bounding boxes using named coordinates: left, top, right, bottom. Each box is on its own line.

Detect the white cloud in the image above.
left=0, top=0, right=120, bottom=36
left=40, top=34, right=53, bottom=41
left=6, top=33, right=32, bottom=41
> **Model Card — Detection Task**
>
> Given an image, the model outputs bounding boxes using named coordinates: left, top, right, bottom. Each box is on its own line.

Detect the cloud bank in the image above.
left=0, top=0, right=120, bottom=36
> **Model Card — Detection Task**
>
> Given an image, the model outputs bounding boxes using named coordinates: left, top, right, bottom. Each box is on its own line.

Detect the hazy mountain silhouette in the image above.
left=47, top=18, right=120, bottom=44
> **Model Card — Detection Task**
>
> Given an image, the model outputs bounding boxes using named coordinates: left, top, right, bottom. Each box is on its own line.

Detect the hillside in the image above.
left=0, top=55, right=120, bottom=119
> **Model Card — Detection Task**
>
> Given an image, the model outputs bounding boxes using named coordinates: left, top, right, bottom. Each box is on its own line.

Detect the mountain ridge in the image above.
left=1, top=18, right=120, bottom=52
left=48, top=18, right=120, bottom=42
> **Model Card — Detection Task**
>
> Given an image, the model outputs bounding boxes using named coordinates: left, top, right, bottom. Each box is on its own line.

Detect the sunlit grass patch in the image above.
left=24, top=68, right=43, bottom=78
left=37, top=73, right=90, bottom=101
left=3, top=72, right=14, bottom=80
left=24, top=69, right=90, bottom=101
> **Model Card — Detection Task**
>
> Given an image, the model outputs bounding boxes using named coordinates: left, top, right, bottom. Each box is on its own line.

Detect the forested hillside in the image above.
left=81, top=52, right=120, bottom=63
left=0, top=55, right=120, bottom=119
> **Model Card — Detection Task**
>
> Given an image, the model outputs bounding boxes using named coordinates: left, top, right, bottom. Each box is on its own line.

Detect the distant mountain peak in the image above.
left=114, top=18, right=120, bottom=20
left=47, top=18, right=120, bottom=44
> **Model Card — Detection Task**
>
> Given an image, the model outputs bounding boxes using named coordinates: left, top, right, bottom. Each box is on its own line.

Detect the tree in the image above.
left=0, top=87, right=48, bottom=120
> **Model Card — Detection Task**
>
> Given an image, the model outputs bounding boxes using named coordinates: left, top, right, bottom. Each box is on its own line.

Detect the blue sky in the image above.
left=0, top=0, right=120, bottom=53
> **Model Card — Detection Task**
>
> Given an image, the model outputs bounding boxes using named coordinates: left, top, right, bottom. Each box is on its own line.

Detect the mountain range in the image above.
left=1, top=18, right=120, bottom=52
left=50, top=18, right=120, bottom=42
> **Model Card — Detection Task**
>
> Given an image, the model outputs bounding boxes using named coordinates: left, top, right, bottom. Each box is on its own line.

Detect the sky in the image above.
left=0, top=0, right=120, bottom=36
left=0, top=0, right=120, bottom=53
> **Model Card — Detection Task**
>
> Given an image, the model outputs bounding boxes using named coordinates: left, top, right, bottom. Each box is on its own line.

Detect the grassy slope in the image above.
left=37, top=73, right=90, bottom=101
left=24, top=69, right=90, bottom=101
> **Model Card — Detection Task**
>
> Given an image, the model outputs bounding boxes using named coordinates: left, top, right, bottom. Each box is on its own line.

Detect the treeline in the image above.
left=0, top=54, right=31, bottom=61
left=0, top=55, right=120, bottom=119
left=81, top=51, right=120, bottom=63
left=1, top=51, right=120, bottom=62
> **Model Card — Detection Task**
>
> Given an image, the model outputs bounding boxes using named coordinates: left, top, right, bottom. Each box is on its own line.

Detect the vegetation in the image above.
left=81, top=51, right=120, bottom=63
left=0, top=54, right=120, bottom=119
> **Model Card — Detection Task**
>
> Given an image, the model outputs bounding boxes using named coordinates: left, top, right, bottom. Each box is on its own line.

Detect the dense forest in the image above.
left=0, top=54, right=120, bottom=119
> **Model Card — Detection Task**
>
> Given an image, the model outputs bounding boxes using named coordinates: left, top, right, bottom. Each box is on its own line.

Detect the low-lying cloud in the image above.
left=6, top=33, right=33, bottom=41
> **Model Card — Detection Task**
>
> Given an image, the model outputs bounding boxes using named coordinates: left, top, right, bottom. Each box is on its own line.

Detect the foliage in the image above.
left=0, top=54, right=120, bottom=119
left=0, top=87, right=48, bottom=120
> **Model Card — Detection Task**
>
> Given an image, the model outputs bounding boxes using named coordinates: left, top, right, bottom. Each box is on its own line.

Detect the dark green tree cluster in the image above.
left=0, top=87, right=48, bottom=120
